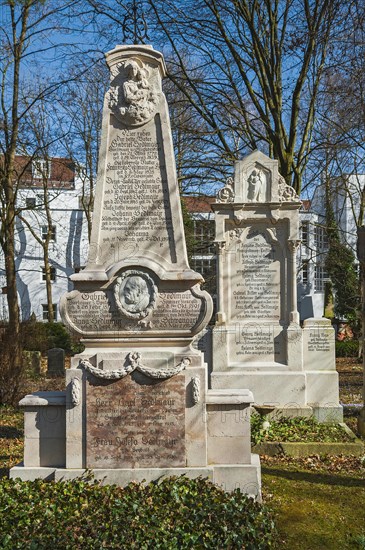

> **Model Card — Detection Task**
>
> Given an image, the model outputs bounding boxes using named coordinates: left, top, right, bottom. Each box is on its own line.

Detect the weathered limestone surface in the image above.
left=211, top=151, right=342, bottom=421
left=13, top=45, right=261, bottom=499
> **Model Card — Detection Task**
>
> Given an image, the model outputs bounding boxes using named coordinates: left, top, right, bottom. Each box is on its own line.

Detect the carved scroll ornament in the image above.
left=278, top=175, right=300, bottom=202
left=216, top=177, right=235, bottom=203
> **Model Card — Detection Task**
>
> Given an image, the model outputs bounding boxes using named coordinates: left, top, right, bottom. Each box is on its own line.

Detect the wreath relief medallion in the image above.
left=114, top=270, right=157, bottom=320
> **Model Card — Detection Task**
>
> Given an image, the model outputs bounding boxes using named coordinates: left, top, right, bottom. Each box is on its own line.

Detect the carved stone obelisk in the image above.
left=59, top=45, right=213, bottom=472
left=12, top=46, right=261, bottom=499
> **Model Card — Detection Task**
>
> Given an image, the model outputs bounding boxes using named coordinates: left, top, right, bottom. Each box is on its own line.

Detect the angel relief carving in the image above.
left=108, top=58, right=160, bottom=126
left=247, top=169, right=265, bottom=202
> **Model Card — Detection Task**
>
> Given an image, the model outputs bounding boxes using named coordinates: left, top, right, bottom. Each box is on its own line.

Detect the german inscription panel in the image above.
left=98, top=122, right=174, bottom=266
left=65, top=289, right=203, bottom=335
left=230, top=229, right=280, bottom=321
left=227, top=324, right=284, bottom=363
left=307, top=330, right=331, bottom=353
left=86, top=373, right=185, bottom=468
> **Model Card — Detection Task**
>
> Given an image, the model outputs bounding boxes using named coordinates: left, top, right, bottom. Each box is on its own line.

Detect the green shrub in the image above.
left=0, top=476, right=276, bottom=549
left=335, top=339, right=359, bottom=357
left=21, top=322, right=84, bottom=354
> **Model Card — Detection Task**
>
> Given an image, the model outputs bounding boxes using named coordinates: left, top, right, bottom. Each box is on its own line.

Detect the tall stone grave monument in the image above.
left=211, top=151, right=342, bottom=421
left=12, top=45, right=261, bottom=497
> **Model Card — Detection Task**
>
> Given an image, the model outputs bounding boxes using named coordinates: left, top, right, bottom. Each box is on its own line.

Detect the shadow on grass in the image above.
left=262, top=465, right=365, bottom=488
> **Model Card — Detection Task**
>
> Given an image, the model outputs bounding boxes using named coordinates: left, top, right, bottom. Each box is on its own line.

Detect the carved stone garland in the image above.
left=70, top=378, right=81, bottom=407
left=191, top=376, right=200, bottom=405
left=80, top=352, right=190, bottom=380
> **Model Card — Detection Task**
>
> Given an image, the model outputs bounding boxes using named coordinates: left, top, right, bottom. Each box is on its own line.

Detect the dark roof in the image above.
left=301, top=199, right=311, bottom=211
left=7, top=156, right=75, bottom=189
left=183, top=195, right=214, bottom=213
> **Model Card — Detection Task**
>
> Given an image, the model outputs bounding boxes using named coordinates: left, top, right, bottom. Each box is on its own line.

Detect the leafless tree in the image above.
left=0, top=0, right=91, bottom=370
left=142, top=0, right=343, bottom=194
left=58, top=57, right=108, bottom=240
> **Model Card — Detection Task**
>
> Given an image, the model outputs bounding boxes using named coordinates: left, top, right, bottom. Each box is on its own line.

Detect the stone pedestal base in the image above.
left=210, top=317, right=342, bottom=422
left=13, top=368, right=262, bottom=500
left=10, top=458, right=262, bottom=500
left=211, top=371, right=343, bottom=422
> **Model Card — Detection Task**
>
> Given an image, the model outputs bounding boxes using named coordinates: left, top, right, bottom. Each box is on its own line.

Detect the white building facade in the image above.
left=0, top=157, right=89, bottom=322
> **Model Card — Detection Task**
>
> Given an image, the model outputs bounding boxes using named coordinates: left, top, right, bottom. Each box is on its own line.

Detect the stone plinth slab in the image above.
left=11, top=461, right=262, bottom=500
left=211, top=371, right=307, bottom=406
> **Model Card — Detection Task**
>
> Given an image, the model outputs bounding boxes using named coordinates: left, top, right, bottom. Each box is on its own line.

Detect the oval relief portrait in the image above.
left=114, top=270, right=157, bottom=319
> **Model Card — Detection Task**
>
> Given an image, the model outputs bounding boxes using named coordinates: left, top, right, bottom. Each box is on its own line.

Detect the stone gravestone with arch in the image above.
left=211, top=151, right=342, bottom=422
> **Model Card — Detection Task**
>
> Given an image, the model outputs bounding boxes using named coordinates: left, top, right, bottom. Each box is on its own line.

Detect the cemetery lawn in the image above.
left=0, top=358, right=363, bottom=548
left=262, top=455, right=365, bottom=549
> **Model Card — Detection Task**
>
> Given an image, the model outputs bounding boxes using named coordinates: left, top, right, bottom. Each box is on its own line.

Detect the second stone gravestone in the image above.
left=47, top=348, right=65, bottom=377
left=211, top=151, right=342, bottom=421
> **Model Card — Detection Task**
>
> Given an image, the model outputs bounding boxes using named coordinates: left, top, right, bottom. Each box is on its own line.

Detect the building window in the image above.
left=314, top=264, right=328, bottom=292
left=302, top=260, right=309, bottom=286
left=314, top=225, right=328, bottom=251
left=26, top=197, right=36, bottom=208
left=42, top=304, right=57, bottom=321
left=192, top=257, right=215, bottom=277
left=193, top=220, right=215, bottom=254
left=300, top=221, right=309, bottom=246
left=42, top=266, right=56, bottom=282
left=32, top=159, right=49, bottom=180
left=41, top=225, right=56, bottom=241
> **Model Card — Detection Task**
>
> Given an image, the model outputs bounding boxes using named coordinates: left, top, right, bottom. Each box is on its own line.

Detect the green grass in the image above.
left=1, top=405, right=365, bottom=548
left=262, top=458, right=365, bottom=549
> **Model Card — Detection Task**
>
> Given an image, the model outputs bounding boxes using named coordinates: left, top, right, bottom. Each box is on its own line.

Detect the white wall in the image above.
left=0, top=177, right=89, bottom=321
